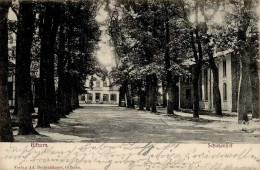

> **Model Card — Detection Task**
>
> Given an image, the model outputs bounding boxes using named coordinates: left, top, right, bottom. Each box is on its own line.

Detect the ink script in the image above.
left=0, top=143, right=259, bottom=170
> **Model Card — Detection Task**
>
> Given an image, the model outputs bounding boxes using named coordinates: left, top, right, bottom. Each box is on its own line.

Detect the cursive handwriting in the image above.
left=0, top=143, right=259, bottom=170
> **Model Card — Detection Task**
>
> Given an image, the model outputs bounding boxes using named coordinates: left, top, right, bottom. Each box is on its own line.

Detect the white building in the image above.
left=199, top=51, right=238, bottom=112
left=179, top=50, right=255, bottom=112
left=83, top=75, right=119, bottom=104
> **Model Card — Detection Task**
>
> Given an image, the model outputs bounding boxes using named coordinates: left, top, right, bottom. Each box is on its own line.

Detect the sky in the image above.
left=95, top=5, right=116, bottom=72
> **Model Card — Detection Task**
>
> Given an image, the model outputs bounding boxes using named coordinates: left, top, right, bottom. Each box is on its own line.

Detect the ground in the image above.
left=13, top=104, right=260, bottom=143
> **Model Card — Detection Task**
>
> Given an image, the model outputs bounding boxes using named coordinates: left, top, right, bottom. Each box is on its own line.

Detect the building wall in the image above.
left=84, top=75, right=119, bottom=104
left=199, top=67, right=210, bottom=110
left=198, top=54, right=233, bottom=111
left=179, top=52, right=242, bottom=112
left=218, top=54, right=233, bottom=111
left=231, top=54, right=239, bottom=112
left=179, top=76, right=193, bottom=109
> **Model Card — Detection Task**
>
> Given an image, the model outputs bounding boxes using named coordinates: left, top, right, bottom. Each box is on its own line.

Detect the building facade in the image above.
left=179, top=74, right=193, bottom=109
left=83, top=75, right=119, bottom=105
left=198, top=52, right=240, bottom=112
left=178, top=50, right=257, bottom=112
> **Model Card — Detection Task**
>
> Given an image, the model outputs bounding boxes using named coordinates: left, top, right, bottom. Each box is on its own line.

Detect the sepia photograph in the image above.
left=0, top=0, right=259, bottom=169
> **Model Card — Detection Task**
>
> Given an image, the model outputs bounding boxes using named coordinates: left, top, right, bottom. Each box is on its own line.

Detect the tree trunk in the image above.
left=249, top=31, right=260, bottom=119
left=37, top=3, right=60, bottom=127
left=164, top=14, right=174, bottom=114
left=173, top=76, right=179, bottom=110
left=162, top=80, right=167, bottom=108
left=130, top=82, right=135, bottom=109
left=57, top=75, right=66, bottom=117
left=237, top=0, right=254, bottom=123
left=138, top=80, right=145, bottom=110
left=125, top=82, right=134, bottom=109
left=192, top=65, right=200, bottom=118
left=0, top=0, right=14, bottom=142
left=12, top=83, right=18, bottom=115
left=57, top=24, right=66, bottom=118
left=119, top=86, right=123, bottom=107
left=209, top=56, right=222, bottom=115
left=191, top=4, right=203, bottom=118
left=151, top=74, right=157, bottom=113
left=139, top=91, right=145, bottom=110
left=76, top=91, right=79, bottom=108
left=238, top=56, right=251, bottom=122
left=57, top=72, right=67, bottom=117
left=63, top=76, right=71, bottom=115
left=119, top=81, right=127, bottom=107
left=29, top=88, right=35, bottom=113
left=190, top=27, right=201, bottom=118
left=250, top=58, right=259, bottom=119
left=65, top=74, right=73, bottom=114
left=71, top=86, right=78, bottom=110
left=145, top=76, right=151, bottom=111
left=70, top=87, right=75, bottom=109
left=126, top=85, right=132, bottom=108
left=167, top=85, right=174, bottom=114
left=16, top=1, right=38, bottom=134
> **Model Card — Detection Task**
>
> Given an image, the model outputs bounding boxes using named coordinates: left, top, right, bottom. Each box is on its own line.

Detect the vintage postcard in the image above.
left=0, top=0, right=259, bottom=169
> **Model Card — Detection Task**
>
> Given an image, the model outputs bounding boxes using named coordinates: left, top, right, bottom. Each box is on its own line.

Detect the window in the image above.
left=81, top=95, right=85, bottom=101
left=95, top=93, right=100, bottom=101
left=223, top=59, right=226, bottom=77
left=223, top=83, right=227, bottom=101
left=8, top=82, right=13, bottom=100
left=96, top=80, right=100, bottom=87
left=186, top=89, right=191, bottom=100
left=103, top=94, right=109, bottom=101
left=187, top=76, right=191, bottom=84
left=88, top=93, right=93, bottom=101
left=111, top=94, right=117, bottom=101
left=103, top=80, right=107, bottom=87
left=204, top=69, right=208, bottom=101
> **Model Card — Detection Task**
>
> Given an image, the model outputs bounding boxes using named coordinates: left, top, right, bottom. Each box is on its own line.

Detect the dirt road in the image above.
left=14, top=104, right=260, bottom=143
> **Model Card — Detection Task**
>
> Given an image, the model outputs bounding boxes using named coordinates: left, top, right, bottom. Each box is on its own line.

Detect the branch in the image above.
left=195, top=28, right=203, bottom=61
left=11, top=5, right=18, bottom=17
left=190, top=30, right=199, bottom=62
left=179, top=0, right=193, bottom=28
